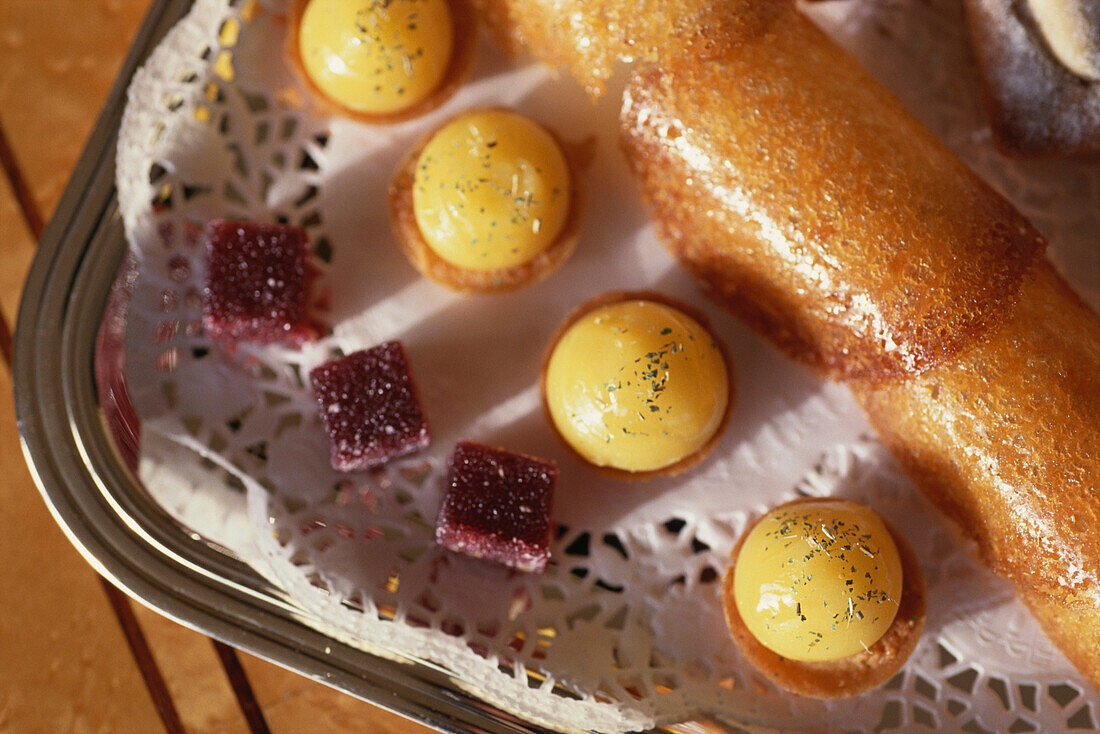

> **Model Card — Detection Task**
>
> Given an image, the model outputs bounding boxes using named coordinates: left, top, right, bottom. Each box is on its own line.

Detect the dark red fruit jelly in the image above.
left=436, top=441, right=557, bottom=573
left=310, top=342, right=431, bottom=472
left=202, top=219, right=317, bottom=346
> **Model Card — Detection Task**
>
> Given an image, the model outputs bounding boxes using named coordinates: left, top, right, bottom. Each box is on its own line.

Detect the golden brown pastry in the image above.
left=475, top=0, right=1100, bottom=691
left=1022, top=589, right=1100, bottom=693
left=722, top=498, right=925, bottom=698
left=616, top=12, right=1100, bottom=688
left=389, top=108, right=582, bottom=293
left=852, top=261, right=1100, bottom=690
left=619, top=7, right=1045, bottom=382
left=470, top=0, right=789, bottom=97
left=965, top=0, right=1100, bottom=157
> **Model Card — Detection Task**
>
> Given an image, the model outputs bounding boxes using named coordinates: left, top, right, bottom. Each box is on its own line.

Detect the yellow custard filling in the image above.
left=298, top=0, right=454, bottom=115
left=544, top=299, right=729, bottom=473
left=733, top=500, right=903, bottom=662
left=412, top=110, right=571, bottom=271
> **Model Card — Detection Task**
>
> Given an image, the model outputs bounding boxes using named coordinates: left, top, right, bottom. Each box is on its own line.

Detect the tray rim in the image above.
left=11, top=2, right=569, bottom=732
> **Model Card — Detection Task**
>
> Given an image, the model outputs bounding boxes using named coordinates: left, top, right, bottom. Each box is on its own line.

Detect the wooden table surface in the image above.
left=0, top=1, right=433, bottom=731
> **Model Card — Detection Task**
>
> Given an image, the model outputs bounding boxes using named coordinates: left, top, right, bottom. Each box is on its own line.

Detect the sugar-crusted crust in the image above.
left=285, top=0, right=478, bottom=124
left=538, top=290, right=736, bottom=481
left=470, top=0, right=789, bottom=97
left=721, top=497, right=926, bottom=699
left=618, top=9, right=1046, bottom=383
left=388, top=108, right=585, bottom=294
left=1020, top=586, right=1100, bottom=693
left=465, top=0, right=1100, bottom=691
left=852, top=262, right=1100, bottom=692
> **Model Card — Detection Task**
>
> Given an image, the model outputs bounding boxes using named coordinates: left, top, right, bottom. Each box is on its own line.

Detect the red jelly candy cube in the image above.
left=436, top=441, right=557, bottom=573
left=310, top=342, right=431, bottom=472
left=202, top=220, right=317, bottom=347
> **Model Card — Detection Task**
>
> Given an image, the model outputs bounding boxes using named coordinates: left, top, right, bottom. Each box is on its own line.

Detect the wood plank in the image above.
left=0, top=427, right=166, bottom=734
left=0, top=3, right=262, bottom=729
left=0, top=0, right=150, bottom=221
left=0, top=131, right=38, bottom=323
left=131, top=606, right=254, bottom=734
left=239, top=653, right=433, bottom=734
left=0, top=190, right=165, bottom=729
left=213, top=641, right=274, bottom=733
left=98, top=581, right=186, bottom=733
left=2, top=2, right=482, bottom=729
left=2, top=149, right=436, bottom=734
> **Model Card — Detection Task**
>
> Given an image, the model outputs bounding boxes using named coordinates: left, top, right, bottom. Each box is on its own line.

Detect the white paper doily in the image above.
left=114, top=0, right=1100, bottom=730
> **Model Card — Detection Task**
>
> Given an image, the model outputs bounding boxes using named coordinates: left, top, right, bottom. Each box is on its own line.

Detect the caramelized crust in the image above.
left=619, top=9, right=1045, bottom=381
left=471, top=0, right=790, bottom=97
left=477, top=0, right=1100, bottom=690
left=1021, top=587, right=1100, bottom=692
left=854, top=261, right=1100, bottom=616
left=722, top=497, right=926, bottom=699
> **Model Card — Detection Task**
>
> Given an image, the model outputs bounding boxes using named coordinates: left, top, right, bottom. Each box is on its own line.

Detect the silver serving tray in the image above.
left=13, top=2, right=566, bottom=730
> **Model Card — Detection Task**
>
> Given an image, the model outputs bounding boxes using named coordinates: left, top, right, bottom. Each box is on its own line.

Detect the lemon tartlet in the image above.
left=722, top=497, right=926, bottom=698
left=390, top=108, right=581, bottom=292
left=290, top=0, right=474, bottom=121
left=541, top=292, right=734, bottom=479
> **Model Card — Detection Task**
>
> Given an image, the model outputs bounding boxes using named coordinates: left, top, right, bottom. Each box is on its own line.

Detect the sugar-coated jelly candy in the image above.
left=436, top=441, right=557, bottom=572
left=202, top=220, right=318, bottom=347
left=310, top=342, right=431, bottom=472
